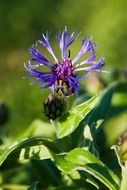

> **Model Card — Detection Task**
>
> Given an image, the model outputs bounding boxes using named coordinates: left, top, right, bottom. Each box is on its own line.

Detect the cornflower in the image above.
left=24, top=27, right=105, bottom=96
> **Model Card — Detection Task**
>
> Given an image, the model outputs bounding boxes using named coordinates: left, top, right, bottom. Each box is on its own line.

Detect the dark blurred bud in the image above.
left=0, top=102, right=9, bottom=125
left=44, top=95, right=66, bottom=120
left=112, top=69, right=127, bottom=81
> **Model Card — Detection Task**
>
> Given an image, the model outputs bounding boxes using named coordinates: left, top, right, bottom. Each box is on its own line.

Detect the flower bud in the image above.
left=44, top=95, right=66, bottom=120
left=0, top=102, right=9, bottom=125
left=118, top=130, right=127, bottom=165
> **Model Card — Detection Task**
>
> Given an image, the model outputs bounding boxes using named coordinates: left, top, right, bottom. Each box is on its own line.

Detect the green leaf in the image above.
left=28, top=181, right=39, bottom=190
left=47, top=187, right=77, bottom=190
left=112, top=145, right=122, bottom=166
left=31, top=159, right=62, bottom=187
left=55, top=148, right=120, bottom=190
left=0, top=184, right=28, bottom=190
left=104, top=112, right=127, bottom=145
left=19, top=119, right=55, bottom=140
left=55, top=95, right=99, bottom=139
left=18, top=145, right=54, bottom=161
left=86, top=81, right=127, bottom=125
left=0, top=137, right=61, bottom=166
left=86, top=177, right=99, bottom=189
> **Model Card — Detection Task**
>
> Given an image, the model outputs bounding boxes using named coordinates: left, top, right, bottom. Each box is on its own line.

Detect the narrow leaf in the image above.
left=0, top=137, right=61, bottom=166
left=86, top=81, right=127, bottom=125
left=56, top=95, right=99, bottom=139
left=28, top=181, right=39, bottom=190
left=55, top=148, right=120, bottom=190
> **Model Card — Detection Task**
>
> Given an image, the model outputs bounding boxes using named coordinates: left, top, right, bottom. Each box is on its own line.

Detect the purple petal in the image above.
left=65, top=75, right=80, bottom=96
left=72, top=37, right=95, bottom=65
left=75, top=46, right=96, bottom=68
left=24, top=64, right=58, bottom=88
left=38, top=32, right=58, bottom=63
left=78, top=72, right=91, bottom=81
left=85, top=58, right=105, bottom=72
left=29, top=46, right=53, bottom=67
left=75, top=57, right=105, bottom=72
left=58, top=27, right=80, bottom=59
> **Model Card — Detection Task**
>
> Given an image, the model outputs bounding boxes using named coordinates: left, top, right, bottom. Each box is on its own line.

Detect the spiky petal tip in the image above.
left=24, top=27, right=105, bottom=96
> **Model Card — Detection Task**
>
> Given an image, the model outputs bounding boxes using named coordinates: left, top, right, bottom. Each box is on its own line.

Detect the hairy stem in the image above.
left=120, top=162, right=127, bottom=190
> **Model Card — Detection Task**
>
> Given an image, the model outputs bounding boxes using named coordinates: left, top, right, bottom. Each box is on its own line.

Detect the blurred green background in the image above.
left=0, top=0, right=127, bottom=139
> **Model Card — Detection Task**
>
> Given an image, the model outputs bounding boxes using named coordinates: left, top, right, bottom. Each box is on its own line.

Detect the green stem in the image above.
left=120, top=164, right=127, bottom=190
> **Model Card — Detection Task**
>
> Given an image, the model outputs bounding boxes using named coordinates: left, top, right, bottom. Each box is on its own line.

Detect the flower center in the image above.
left=52, top=58, right=73, bottom=80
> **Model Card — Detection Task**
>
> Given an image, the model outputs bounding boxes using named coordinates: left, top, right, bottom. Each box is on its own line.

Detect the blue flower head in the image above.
left=24, top=27, right=105, bottom=96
